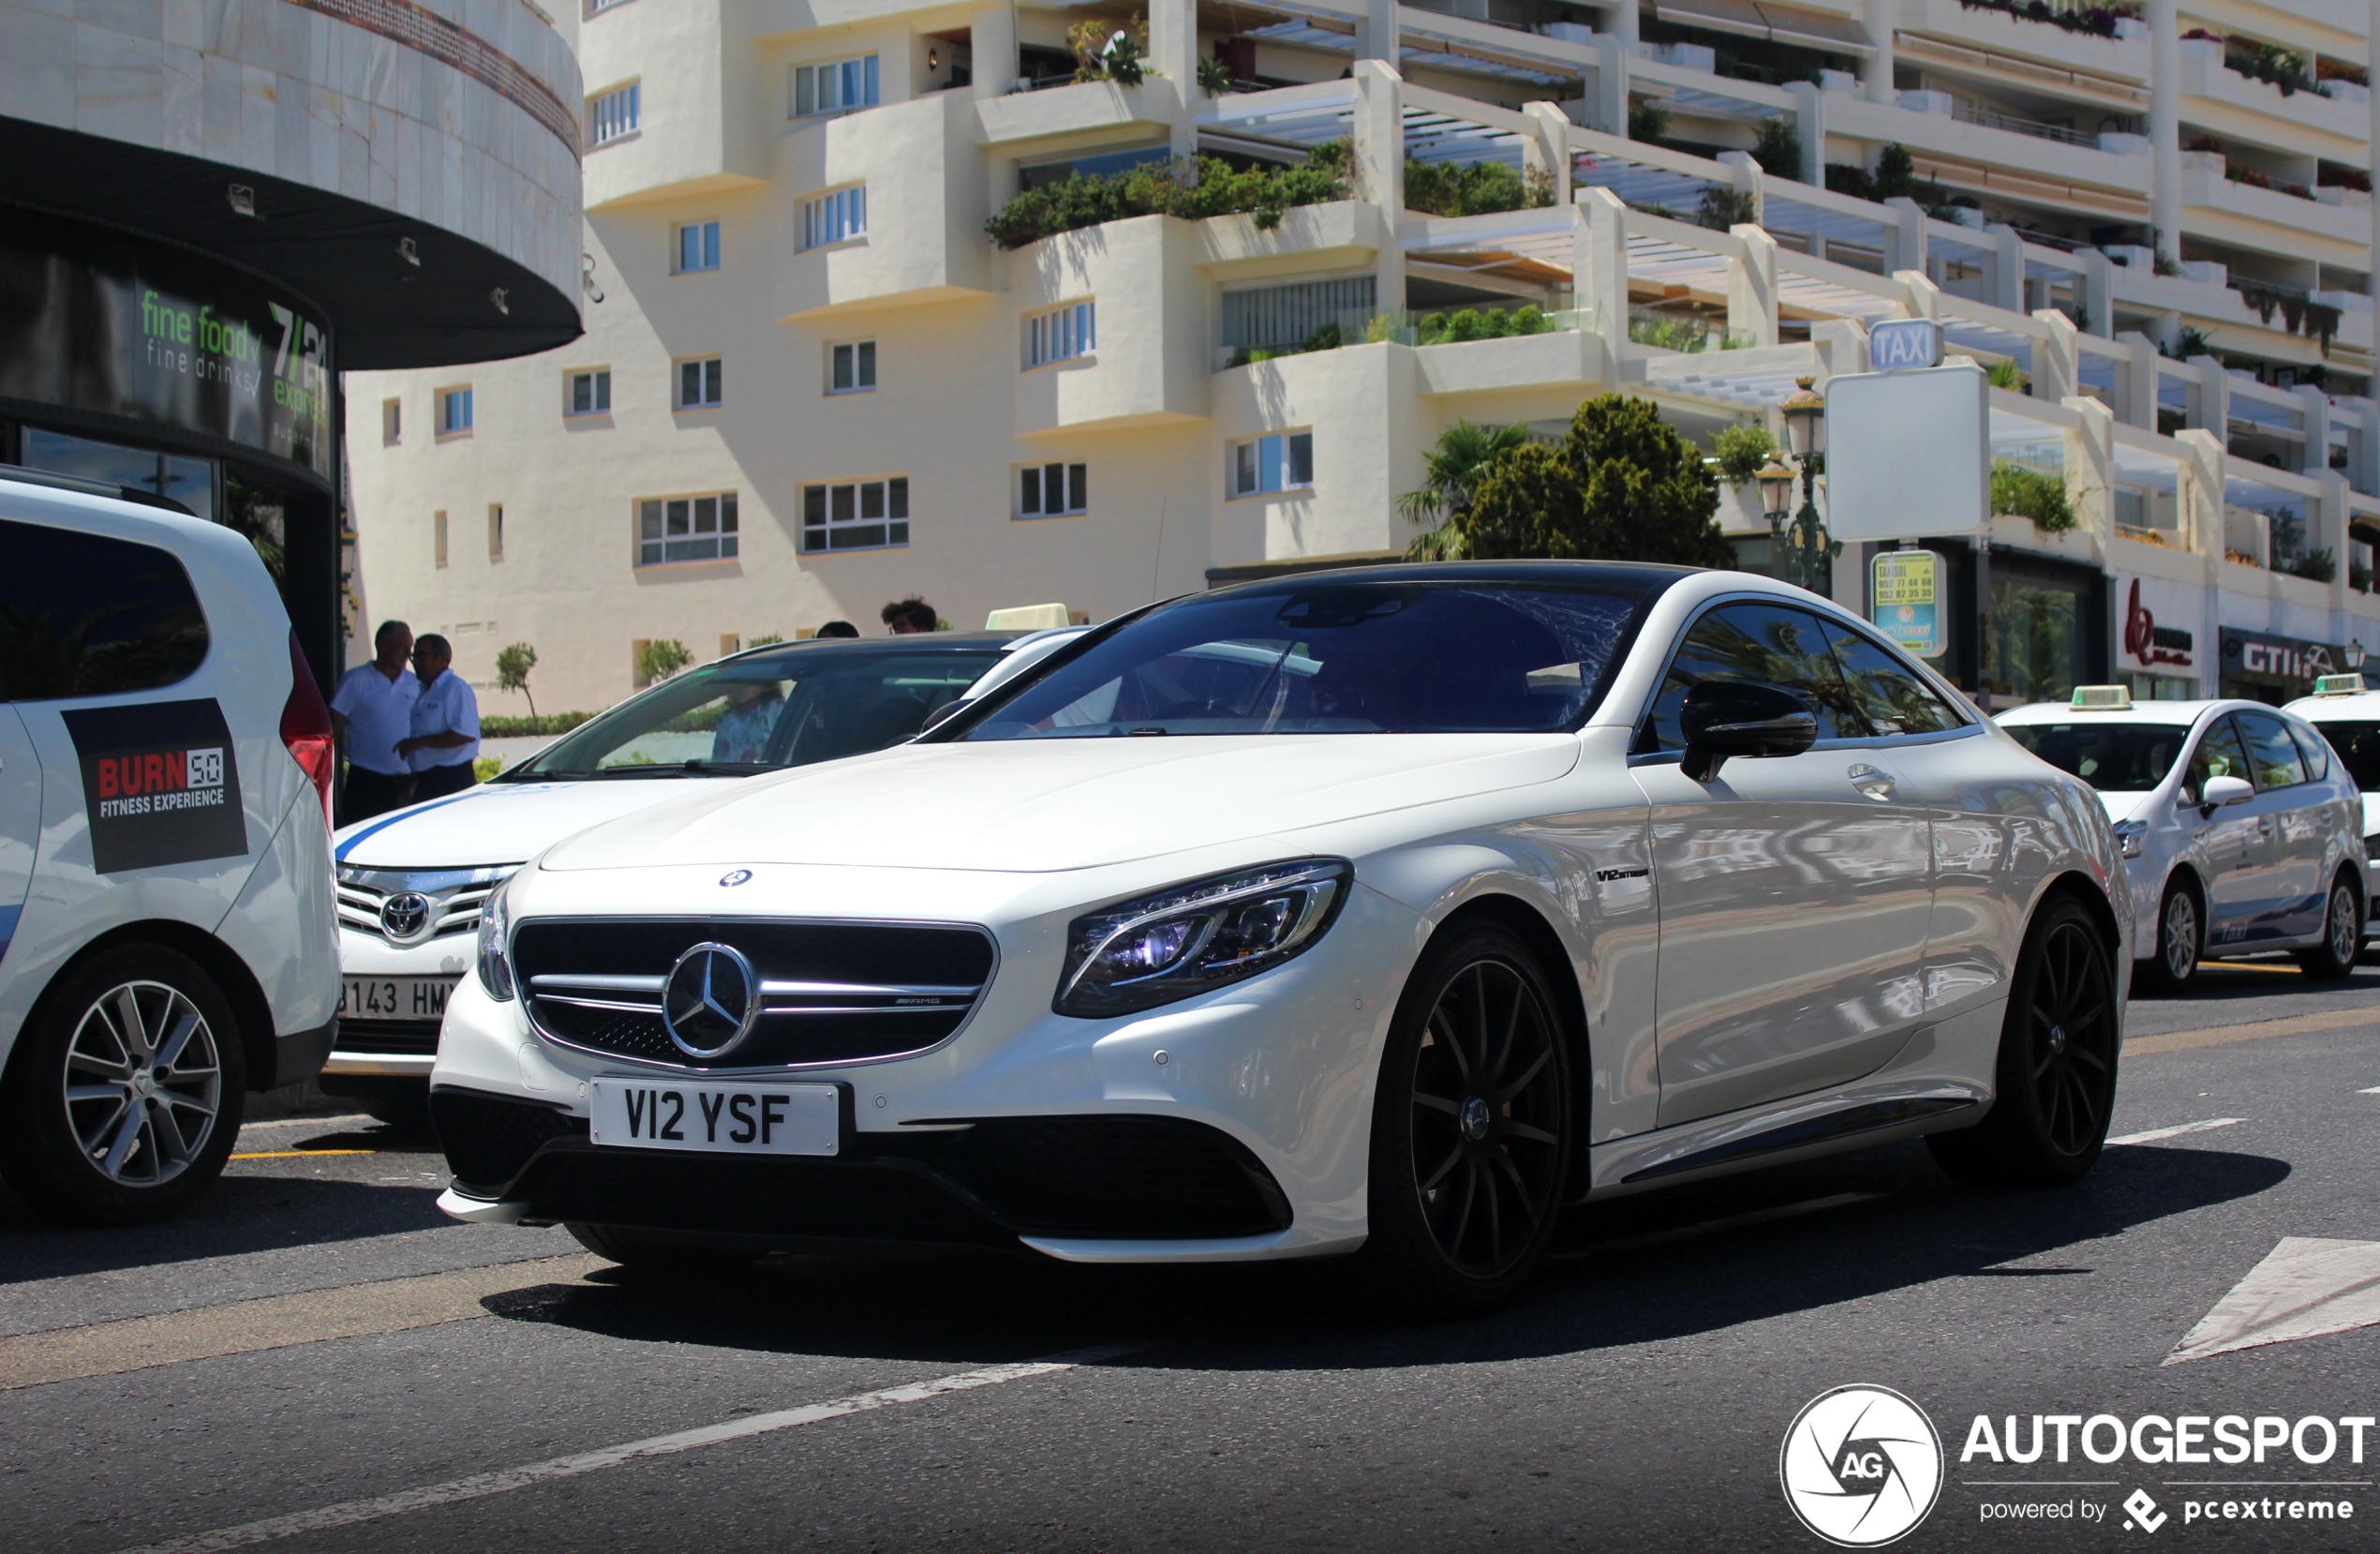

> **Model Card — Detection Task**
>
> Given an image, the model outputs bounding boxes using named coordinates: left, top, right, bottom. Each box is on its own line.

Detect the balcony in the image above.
left=1893, top=0, right=2149, bottom=91
left=2178, top=43, right=2368, bottom=157
left=2177, top=156, right=2371, bottom=264
left=774, top=93, right=994, bottom=321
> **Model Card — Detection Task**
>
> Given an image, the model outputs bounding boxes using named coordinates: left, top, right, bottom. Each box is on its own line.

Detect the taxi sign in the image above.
left=2069, top=685, right=2132, bottom=710
left=2313, top=673, right=2367, bottom=696
left=1869, top=318, right=1943, bottom=371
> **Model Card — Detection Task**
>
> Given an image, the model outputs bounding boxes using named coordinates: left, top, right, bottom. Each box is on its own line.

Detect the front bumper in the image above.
left=326, top=924, right=471, bottom=1078
left=427, top=868, right=1425, bottom=1262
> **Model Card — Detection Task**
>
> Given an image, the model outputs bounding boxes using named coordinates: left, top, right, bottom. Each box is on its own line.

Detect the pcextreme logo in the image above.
left=1780, top=1385, right=1946, bottom=1547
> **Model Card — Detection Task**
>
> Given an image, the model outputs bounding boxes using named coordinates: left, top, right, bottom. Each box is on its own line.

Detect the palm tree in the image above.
left=1398, top=420, right=1531, bottom=533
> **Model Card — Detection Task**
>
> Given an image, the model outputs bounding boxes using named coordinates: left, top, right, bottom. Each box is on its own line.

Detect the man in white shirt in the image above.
left=397, top=635, right=482, bottom=801
left=328, top=620, right=421, bottom=823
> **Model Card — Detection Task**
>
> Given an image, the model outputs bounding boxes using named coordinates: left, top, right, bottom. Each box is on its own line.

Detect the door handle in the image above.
left=1847, top=763, right=1897, bottom=801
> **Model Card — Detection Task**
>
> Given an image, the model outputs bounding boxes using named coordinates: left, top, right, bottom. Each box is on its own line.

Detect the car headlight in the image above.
left=476, top=874, right=517, bottom=1001
left=1055, top=859, right=1353, bottom=1018
left=2111, top=819, right=2145, bottom=859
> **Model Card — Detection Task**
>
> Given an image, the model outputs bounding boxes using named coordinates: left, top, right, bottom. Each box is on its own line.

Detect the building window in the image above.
left=637, top=492, right=740, bottom=565
left=828, top=340, right=876, bottom=395
left=1229, top=431, right=1315, bottom=497
left=487, top=504, right=504, bottom=560
left=675, top=220, right=721, bottom=273
left=799, top=186, right=867, bottom=250
left=676, top=357, right=723, bottom=410
left=792, top=55, right=879, bottom=118
left=1019, top=462, right=1088, bottom=518
left=380, top=397, right=401, bottom=444
left=588, top=82, right=640, bottom=146
left=433, top=509, right=448, bottom=567
left=436, top=386, right=472, bottom=437
left=1024, top=301, right=1095, bottom=369
left=568, top=368, right=611, bottom=416
left=801, top=477, right=909, bottom=552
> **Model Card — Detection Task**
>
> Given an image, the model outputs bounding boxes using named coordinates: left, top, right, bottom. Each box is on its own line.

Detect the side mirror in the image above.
left=920, top=697, right=971, bottom=734
left=2199, top=773, right=2254, bottom=812
left=1679, top=680, right=1820, bottom=783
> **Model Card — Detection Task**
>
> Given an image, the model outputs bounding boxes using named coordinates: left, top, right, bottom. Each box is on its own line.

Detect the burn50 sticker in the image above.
left=61, top=700, right=246, bottom=874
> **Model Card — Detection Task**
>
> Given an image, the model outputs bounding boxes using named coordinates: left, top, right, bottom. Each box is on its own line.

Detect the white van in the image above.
left=0, top=470, right=340, bottom=1223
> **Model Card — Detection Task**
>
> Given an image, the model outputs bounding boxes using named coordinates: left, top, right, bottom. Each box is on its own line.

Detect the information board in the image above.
left=1871, top=548, right=1943, bottom=658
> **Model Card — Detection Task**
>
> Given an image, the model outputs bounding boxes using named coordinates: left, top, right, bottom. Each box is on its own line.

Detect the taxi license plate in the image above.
left=339, top=975, right=458, bottom=1022
left=589, top=1080, right=840, bottom=1157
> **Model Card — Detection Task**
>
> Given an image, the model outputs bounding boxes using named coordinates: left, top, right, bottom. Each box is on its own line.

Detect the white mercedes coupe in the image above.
left=432, top=563, right=2131, bottom=1309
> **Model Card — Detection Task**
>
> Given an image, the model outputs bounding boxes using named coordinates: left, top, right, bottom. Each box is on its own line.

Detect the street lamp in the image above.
left=1766, top=376, right=1839, bottom=595
left=2347, top=639, right=2366, bottom=671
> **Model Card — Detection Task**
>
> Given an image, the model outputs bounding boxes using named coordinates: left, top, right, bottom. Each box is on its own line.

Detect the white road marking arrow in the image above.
left=2164, top=1237, right=2380, bottom=1366
left=2106, top=1117, right=2244, bottom=1145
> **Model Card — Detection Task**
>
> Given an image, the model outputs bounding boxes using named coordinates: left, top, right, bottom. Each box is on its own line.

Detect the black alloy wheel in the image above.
left=2298, top=874, right=2363, bottom=981
left=2137, top=878, right=2202, bottom=993
left=1928, top=897, right=2118, bottom=1188
left=1361, top=922, right=1572, bottom=1313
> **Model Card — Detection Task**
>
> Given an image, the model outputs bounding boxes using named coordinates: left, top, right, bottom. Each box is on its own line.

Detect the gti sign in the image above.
left=1869, top=318, right=1944, bottom=371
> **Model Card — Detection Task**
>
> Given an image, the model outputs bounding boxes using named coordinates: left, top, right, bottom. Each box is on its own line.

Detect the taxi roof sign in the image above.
left=2313, top=673, right=2368, bottom=696
left=2069, top=685, right=2132, bottom=710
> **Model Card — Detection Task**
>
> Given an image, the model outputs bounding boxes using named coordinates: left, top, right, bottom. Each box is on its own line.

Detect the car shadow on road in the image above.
left=469, top=1139, right=2287, bottom=1372
left=0, top=1167, right=454, bottom=1283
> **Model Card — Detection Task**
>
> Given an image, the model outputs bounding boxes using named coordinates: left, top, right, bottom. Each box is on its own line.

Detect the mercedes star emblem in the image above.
left=379, top=891, right=433, bottom=942
left=661, top=941, right=761, bottom=1059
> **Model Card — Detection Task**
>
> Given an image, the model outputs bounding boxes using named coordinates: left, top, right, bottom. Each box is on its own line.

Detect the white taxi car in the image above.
left=431, top=563, right=2132, bottom=1310
left=2284, top=674, right=2380, bottom=941
left=325, top=631, right=1075, bottom=1124
left=1999, top=687, right=2364, bottom=992
left=0, top=470, right=339, bottom=1223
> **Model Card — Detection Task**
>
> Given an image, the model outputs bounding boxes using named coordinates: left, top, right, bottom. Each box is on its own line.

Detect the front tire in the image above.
left=1359, top=922, right=1572, bottom=1315
left=1928, top=897, right=2118, bottom=1188
left=0, top=945, right=246, bottom=1224
left=2296, top=873, right=2362, bottom=981
left=2135, top=877, right=2203, bottom=994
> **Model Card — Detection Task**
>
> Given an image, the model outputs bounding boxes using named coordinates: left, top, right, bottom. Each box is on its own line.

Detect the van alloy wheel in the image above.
left=64, top=980, right=222, bottom=1188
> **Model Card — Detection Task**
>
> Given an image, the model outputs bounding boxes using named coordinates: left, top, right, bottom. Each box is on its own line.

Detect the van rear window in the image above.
left=0, top=517, right=211, bottom=701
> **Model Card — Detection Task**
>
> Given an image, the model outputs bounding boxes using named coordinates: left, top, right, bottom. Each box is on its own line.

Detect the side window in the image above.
left=2235, top=710, right=2307, bottom=789
left=1818, top=621, right=1965, bottom=736
left=0, top=518, right=211, bottom=700
left=2287, top=721, right=2333, bottom=783
left=2183, top=718, right=2252, bottom=803
left=1641, top=602, right=1860, bottom=754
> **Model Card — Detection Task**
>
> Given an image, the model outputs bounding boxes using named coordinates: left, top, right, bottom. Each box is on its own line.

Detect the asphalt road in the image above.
left=4, top=958, right=2376, bottom=1554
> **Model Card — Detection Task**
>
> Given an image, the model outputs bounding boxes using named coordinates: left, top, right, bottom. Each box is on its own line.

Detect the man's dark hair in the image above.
left=414, top=633, right=452, bottom=659
left=814, top=620, right=859, bottom=638
left=375, top=620, right=411, bottom=646
left=880, top=597, right=937, bottom=632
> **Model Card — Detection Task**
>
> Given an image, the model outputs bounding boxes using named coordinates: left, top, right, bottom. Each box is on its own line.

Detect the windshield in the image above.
left=2309, top=720, right=2380, bottom=792
left=509, top=644, right=1004, bottom=779
left=959, top=579, right=1654, bottom=740
left=2004, top=721, right=2193, bottom=792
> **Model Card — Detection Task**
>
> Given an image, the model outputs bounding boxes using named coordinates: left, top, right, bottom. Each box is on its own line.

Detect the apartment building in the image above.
left=347, top=0, right=2380, bottom=715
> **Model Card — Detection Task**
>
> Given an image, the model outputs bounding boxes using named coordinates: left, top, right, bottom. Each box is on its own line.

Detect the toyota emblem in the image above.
left=379, top=891, right=433, bottom=942
left=662, top=942, right=761, bottom=1059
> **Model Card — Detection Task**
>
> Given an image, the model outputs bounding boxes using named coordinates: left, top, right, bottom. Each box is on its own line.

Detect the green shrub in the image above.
left=1751, top=118, right=1802, bottom=180
left=1711, top=425, right=1777, bottom=485
left=1403, top=157, right=1554, bottom=218
left=637, top=638, right=695, bottom=684
left=480, top=711, right=596, bottom=738
left=1990, top=461, right=2075, bottom=533
left=986, top=142, right=1352, bottom=249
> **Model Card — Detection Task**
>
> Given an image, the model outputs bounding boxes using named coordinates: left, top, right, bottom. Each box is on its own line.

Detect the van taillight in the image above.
left=281, top=631, right=335, bottom=821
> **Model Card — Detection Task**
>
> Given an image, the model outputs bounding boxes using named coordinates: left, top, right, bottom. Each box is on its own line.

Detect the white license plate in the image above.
left=588, top=1080, right=840, bottom=1157
left=338, top=975, right=458, bottom=1022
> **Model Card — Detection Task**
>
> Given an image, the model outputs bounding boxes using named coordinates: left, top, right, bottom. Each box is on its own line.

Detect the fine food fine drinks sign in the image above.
left=1871, top=549, right=1943, bottom=659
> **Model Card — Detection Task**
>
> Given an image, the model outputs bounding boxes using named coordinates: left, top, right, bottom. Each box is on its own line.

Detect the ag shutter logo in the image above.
left=62, top=701, right=247, bottom=874
left=2122, top=1488, right=2168, bottom=1532
left=1781, top=1385, right=1945, bottom=1547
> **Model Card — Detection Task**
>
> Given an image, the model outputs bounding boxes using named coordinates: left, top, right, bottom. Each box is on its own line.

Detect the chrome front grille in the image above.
left=512, top=918, right=997, bottom=1070
left=336, top=864, right=516, bottom=947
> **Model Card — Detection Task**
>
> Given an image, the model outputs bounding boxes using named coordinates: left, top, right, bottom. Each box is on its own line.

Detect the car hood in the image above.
left=2095, top=790, right=2155, bottom=824
left=333, top=779, right=711, bottom=869
left=539, top=734, right=1584, bottom=874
